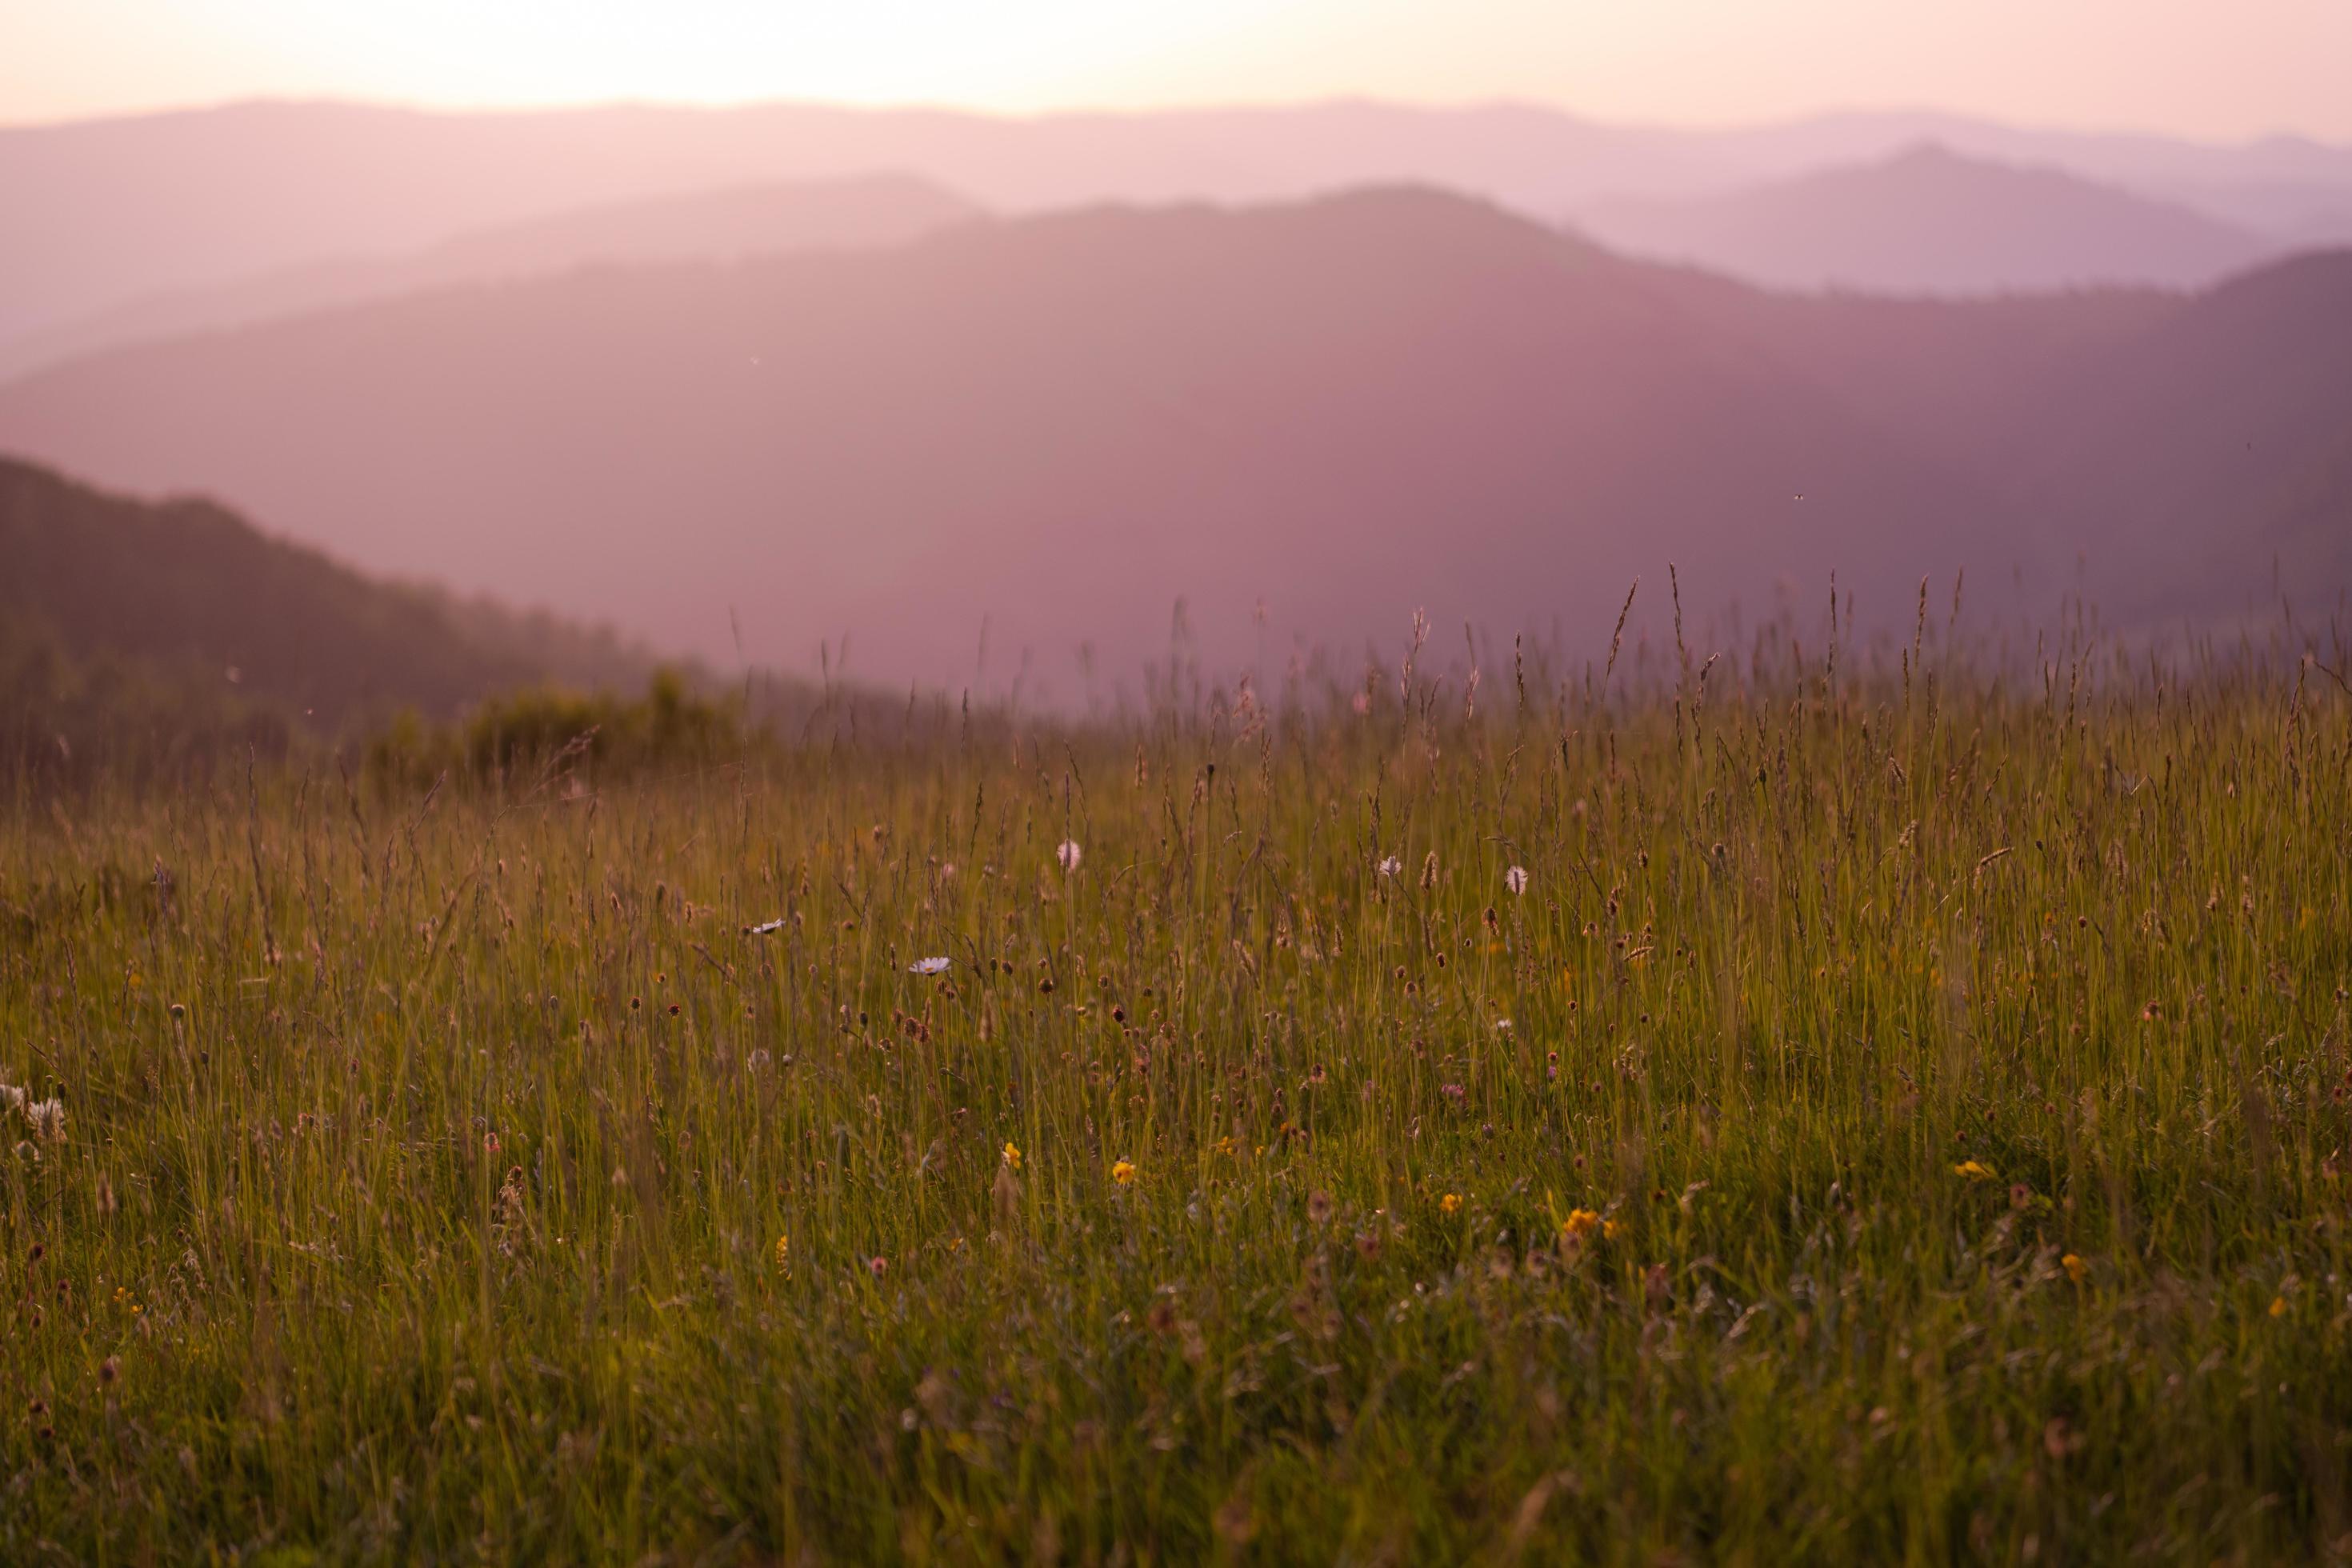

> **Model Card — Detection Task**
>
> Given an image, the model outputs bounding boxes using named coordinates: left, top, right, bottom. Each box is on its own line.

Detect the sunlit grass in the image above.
left=4, top=622, right=2349, bottom=1562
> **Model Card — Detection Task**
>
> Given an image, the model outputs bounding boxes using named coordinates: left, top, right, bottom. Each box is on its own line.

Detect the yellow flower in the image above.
left=1002, top=1142, right=1022, bottom=1172
left=1953, top=1160, right=1996, bottom=1182
left=2062, top=1253, right=2086, bottom=1285
left=2269, top=1295, right=2288, bottom=1318
left=1601, top=1218, right=1624, bottom=1242
left=1439, top=1193, right=1462, bottom=1214
left=1112, top=1160, right=1137, bottom=1186
left=1213, top=1135, right=1236, bottom=1157
left=774, top=1234, right=790, bottom=1273
left=1561, top=1208, right=1601, bottom=1242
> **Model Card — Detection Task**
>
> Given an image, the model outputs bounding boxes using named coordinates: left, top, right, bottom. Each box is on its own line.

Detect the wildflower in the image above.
left=1952, top=1160, right=1995, bottom=1182
left=26, top=1099, right=65, bottom=1142
left=1213, top=1135, right=1236, bottom=1157
left=1602, top=1218, right=1624, bottom=1242
left=1056, top=841, right=1083, bottom=872
left=1505, top=866, right=1530, bottom=895
left=774, top=1234, right=790, bottom=1273
left=1561, top=1208, right=1601, bottom=1242
left=2062, top=1253, right=2086, bottom=1285
left=1002, top=1141, right=1022, bottom=1172
left=2269, top=1295, right=2288, bottom=1318
left=1376, top=856, right=1402, bottom=878
left=1438, top=1192, right=1462, bottom=1214
left=909, top=956, right=953, bottom=976
left=744, top=918, right=786, bottom=936
left=868, top=1256, right=889, bottom=1278
left=0, top=1082, right=22, bottom=1115
left=1111, top=1160, right=1137, bottom=1186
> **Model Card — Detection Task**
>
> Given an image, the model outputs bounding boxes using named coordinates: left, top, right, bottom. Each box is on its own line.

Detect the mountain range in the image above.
left=1, top=188, right=2341, bottom=698
left=6, top=98, right=2352, bottom=353
left=0, top=174, right=979, bottom=380
left=1572, top=144, right=2279, bottom=294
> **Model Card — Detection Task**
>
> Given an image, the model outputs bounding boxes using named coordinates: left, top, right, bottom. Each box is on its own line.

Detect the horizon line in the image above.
left=4, top=90, right=2347, bottom=155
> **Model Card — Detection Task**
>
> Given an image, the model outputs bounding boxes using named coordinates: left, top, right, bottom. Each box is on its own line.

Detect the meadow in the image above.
left=4, top=611, right=2350, bottom=1564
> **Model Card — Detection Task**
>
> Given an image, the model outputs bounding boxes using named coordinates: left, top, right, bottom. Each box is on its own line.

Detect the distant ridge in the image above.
left=0, top=174, right=981, bottom=379
left=4, top=97, right=2348, bottom=349
left=1571, top=144, right=2276, bottom=295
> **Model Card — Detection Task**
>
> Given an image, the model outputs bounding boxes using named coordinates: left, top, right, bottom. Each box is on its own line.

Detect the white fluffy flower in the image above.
left=1056, top=840, right=1082, bottom=872
left=743, top=917, right=786, bottom=936
left=1504, top=866, right=1530, bottom=895
left=1376, top=856, right=1401, bottom=878
left=909, top=956, right=952, bottom=976
left=26, top=1098, right=65, bottom=1142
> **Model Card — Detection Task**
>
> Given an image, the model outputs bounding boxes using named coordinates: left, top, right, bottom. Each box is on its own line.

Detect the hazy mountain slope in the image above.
left=1629, top=260, right=2177, bottom=475
left=2002, top=250, right=2352, bottom=620
left=0, top=189, right=2097, bottom=693
left=0, top=100, right=1718, bottom=346
left=0, top=455, right=650, bottom=728
left=1574, top=145, right=2276, bottom=294
left=0, top=174, right=981, bottom=380
left=7, top=97, right=2346, bottom=350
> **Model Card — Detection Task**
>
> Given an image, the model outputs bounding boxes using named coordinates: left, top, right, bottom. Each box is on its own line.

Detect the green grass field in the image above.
left=5, top=627, right=2350, bottom=1563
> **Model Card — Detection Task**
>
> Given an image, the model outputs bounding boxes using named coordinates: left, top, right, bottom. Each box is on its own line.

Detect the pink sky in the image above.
left=5, top=0, right=2352, bottom=140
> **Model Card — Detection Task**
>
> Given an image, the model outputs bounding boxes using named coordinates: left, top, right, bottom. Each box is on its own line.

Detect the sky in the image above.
left=5, top=0, right=2352, bottom=142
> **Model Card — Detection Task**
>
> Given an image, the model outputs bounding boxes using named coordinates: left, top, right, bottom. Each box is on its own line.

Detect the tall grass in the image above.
left=3, top=615, right=2349, bottom=1562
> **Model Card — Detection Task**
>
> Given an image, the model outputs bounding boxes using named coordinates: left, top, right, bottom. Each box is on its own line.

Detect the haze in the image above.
left=9, top=0, right=2352, bottom=142
left=3, top=2, right=2349, bottom=703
